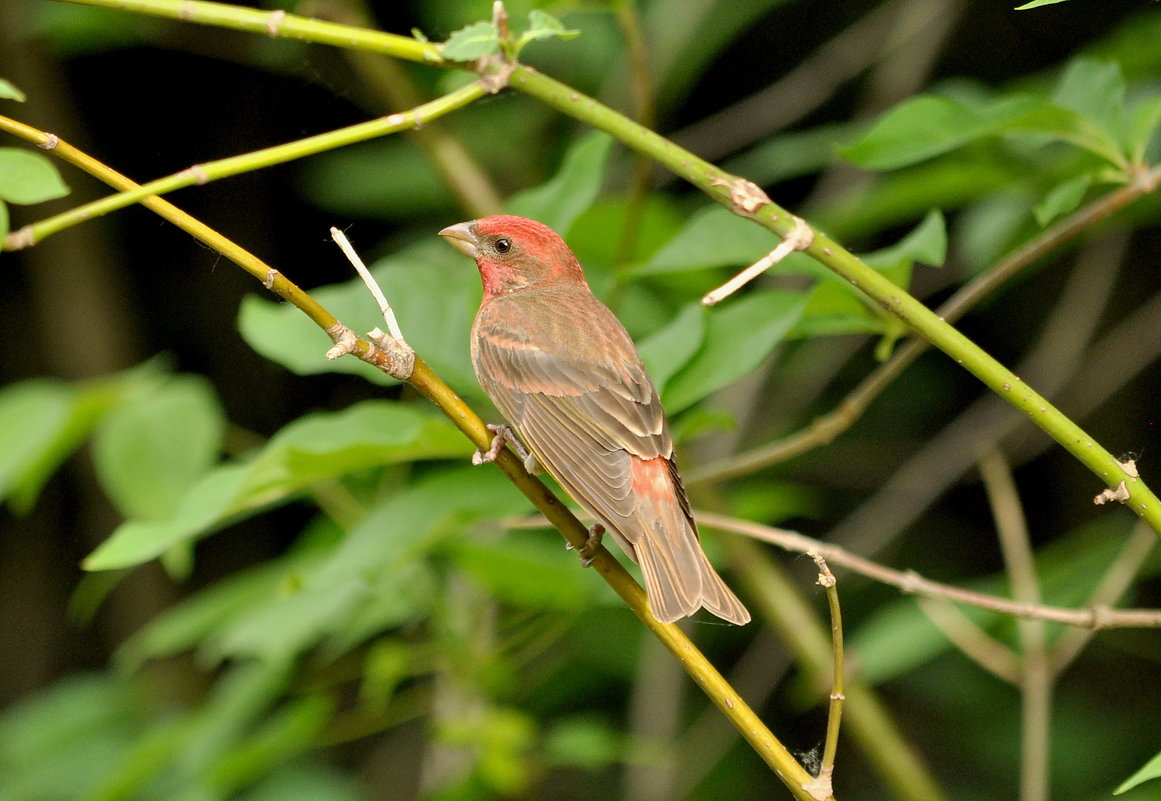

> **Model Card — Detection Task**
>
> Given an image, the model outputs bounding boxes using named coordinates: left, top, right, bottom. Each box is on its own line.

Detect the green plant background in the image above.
left=1, top=1, right=1160, bottom=800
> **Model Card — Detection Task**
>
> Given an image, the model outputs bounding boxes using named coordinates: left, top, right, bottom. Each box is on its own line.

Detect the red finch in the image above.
left=439, top=215, right=750, bottom=625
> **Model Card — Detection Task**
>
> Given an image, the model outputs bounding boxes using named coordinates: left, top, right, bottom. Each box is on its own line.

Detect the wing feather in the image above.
left=471, top=289, right=750, bottom=624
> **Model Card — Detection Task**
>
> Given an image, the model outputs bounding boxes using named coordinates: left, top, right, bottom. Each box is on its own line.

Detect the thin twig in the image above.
left=694, top=511, right=1161, bottom=629
left=702, top=216, right=814, bottom=306
left=305, top=0, right=505, bottom=218
left=727, top=536, right=948, bottom=801
left=979, top=450, right=1049, bottom=801
left=3, top=82, right=486, bottom=251
left=329, top=227, right=405, bottom=342
left=917, top=597, right=1022, bottom=683
left=1051, top=520, right=1157, bottom=674
left=803, top=554, right=844, bottom=801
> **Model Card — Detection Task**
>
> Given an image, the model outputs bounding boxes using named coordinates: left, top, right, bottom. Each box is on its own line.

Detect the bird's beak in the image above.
left=438, top=221, right=479, bottom=259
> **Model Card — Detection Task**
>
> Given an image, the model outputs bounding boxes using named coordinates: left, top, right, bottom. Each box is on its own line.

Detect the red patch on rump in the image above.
left=630, top=455, right=673, bottom=500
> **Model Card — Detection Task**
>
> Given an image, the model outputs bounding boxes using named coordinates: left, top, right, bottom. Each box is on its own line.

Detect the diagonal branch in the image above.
left=1, top=119, right=826, bottom=801
left=2, top=82, right=485, bottom=250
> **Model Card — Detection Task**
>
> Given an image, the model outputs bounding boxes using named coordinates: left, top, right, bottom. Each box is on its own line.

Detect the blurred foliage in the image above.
left=2, top=1, right=1161, bottom=801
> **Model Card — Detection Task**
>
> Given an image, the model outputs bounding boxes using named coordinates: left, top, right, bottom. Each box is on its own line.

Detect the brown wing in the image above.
left=471, top=290, right=751, bottom=625
left=471, top=289, right=667, bottom=512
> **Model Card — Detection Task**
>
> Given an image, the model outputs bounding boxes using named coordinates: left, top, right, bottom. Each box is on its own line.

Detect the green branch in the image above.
left=61, top=0, right=443, bottom=64
left=688, top=164, right=1161, bottom=485
left=3, top=81, right=485, bottom=250
left=507, top=64, right=1161, bottom=535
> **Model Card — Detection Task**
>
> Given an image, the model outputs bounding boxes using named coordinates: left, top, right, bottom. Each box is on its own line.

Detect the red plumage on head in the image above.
left=467, top=215, right=588, bottom=298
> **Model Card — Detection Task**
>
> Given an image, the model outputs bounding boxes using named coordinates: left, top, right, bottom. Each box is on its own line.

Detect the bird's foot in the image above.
left=472, top=423, right=536, bottom=468
left=568, top=523, right=604, bottom=567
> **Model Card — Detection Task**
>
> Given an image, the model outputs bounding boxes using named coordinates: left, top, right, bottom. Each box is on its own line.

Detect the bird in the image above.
left=439, top=214, right=750, bottom=625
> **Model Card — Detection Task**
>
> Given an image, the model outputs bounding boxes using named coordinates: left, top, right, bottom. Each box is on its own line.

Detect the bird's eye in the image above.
left=494, top=237, right=512, bottom=254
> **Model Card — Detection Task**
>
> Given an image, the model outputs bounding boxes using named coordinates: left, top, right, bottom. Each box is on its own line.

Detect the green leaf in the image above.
left=841, top=91, right=1126, bottom=172
left=507, top=132, right=614, bottom=235
left=1014, top=0, right=1069, bottom=8
left=822, top=150, right=1018, bottom=240
left=175, top=659, right=295, bottom=782
left=664, top=290, right=808, bottom=413
left=92, top=375, right=225, bottom=521
left=638, top=205, right=780, bottom=275
left=951, top=194, right=1031, bottom=274
left=638, top=302, right=706, bottom=395
left=0, top=379, right=107, bottom=514
left=519, top=9, right=580, bottom=46
left=794, top=281, right=882, bottom=339
left=450, top=535, right=593, bottom=611
left=210, top=695, right=332, bottom=794
left=0, top=199, right=8, bottom=240
left=1000, top=101, right=1126, bottom=168
left=237, top=764, right=363, bottom=801
left=544, top=717, right=622, bottom=770
left=0, top=674, right=150, bottom=800
left=1051, top=59, right=1126, bottom=152
left=724, top=125, right=846, bottom=186
left=525, top=9, right=579, bottom=40
left=116, top=559, right=295, bottom=669
left=297, top=137, right=450, bottom=218
left=29, top=3, right=153, bottom=56
left=441, top=21, right=499, bottom=61
left=0, top=147, right=69, bottom=204
left=85, top=401, right=472, bottom=571
left=0, top=79, right=25, bottom=101
left=841, top=94, right=1004, bottom=171
left=361, top=640, right=412, bottom=712
left=85, top=463, right=250, bottom=571
left=1115, top=750, right=1161, bottom=795
left=1032, top=173, right=1091, bottom=226
left=210, top=468, right=526, bottom=663
left=238, top=400, right=471, bottom=505
left=567, top=195, right=686, bottom=268
left=1128, top=94, right=1161, bottom=163
left=863, top=209, right=947, bottom=272
left=855, top=209, right=947, bottom=295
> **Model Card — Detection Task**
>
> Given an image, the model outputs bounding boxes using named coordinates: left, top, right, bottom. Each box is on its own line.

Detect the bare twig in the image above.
left=1051, top=520, right=1157, bottom=674
left=330, top=227, right=406, bottom=343
left=695, top=512, right=1161, bottom=629
left=979, top=450, right=1049, bottom=801
left=917, top=597, right=1021, bottom=683
left=702, top=215, right=814, bottom=306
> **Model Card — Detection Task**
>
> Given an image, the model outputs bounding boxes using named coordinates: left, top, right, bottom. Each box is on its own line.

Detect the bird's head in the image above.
left=439, top=215, right=587, bottom=300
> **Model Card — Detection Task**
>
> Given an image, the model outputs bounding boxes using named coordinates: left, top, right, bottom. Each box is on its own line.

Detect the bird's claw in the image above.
left=474, top=423, right=515, bottom=465
left=568, top=523, right=605, bottom=567
left=473, top=424, right=539, bottom=470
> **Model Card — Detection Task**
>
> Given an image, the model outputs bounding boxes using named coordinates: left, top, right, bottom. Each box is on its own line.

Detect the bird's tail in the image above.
left=623, top=458, right=750, bottom=625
